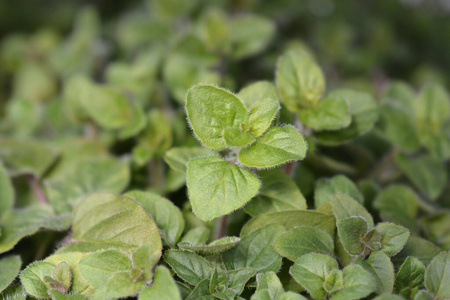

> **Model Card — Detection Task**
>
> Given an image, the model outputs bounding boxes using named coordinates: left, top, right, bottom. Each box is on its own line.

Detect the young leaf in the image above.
left=240, top=210, right=336, bottom=237
left=332, top=193, right=374, bottom=228
left=396, top=153, right=447, bottom=201
left=315, top=175, right=364, bottom=208
left=20, top=261, right=54, bottom=298
left=375, top=223, right=410, bottom=256
left=355, top=251, right=395, bottom=295
left=0, top=160, right=14, bottom=219
left=244, top=169, right=306, bottom=216
left=274, top=226, right=334, bottom=261
left=238, top=81, right=278, bottom=108
left=79, top=249, right=132, bottom=290
left=163, top=250, right=213, bottom=285
left=178, top=236, right=240, bottom=255
left=185, top=84, right=248, bottom=149
left=289, top=253, right=339, bottom=300
left=331, top=265, right=377, bottom=300
left=0, top=255, right=21, bottom=293
left=247, top=99, right=280, bottom=137
left=186, top=156, right=260, bottom=221
left=164, top=147, right=218, bottom=173
left=424, top=252, right=450, bottom=298
left=132, top=245, right=153, bottom=282
left=223, top=127, right=256, bottom=147
left=139, top=266, right=182, bottom=300
left=238, top=126, right=307, bottom=168
left=126, top=190, right=185, bottom=247
left=224, top=224, right=284, bottom=273
left=297, top=97, right=351, bottom=130
left=395, top=256, right=425, bottom=298
left=105, top=271, right=145, bottom=298
left=276, top=48, right=325, bottom=111
left=336, top=216, right=369, bottom=256
left=71, top=192, right=162, bottom=263
left=315, top=89, right=379, bottom=146
left=52, top=261, right=71, bottom=291
left=255, top=272, right=284, bottom=300
left=373, top=185, right=418, bottom=229
left=186, top=279, right=213, bottom=300
left=324, top=269, right=344, bottom=294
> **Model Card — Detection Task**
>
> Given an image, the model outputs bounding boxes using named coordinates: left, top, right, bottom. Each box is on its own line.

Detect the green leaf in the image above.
left=362, top=229, right=382, bottom=252
left=392, top=236, right=441, bottom=268
left=424, top=252, right=450, bottom=298
left=244, top=169, right=306, bottom=216
left=224, top=224, right=284, bottom=273
left=336, top=217, right=368, bottom=256
left=79, top=84, right=133, bottom=129
left=20, top=261, right=54, bottom=299
left=223, top=127, right=256, bottom=148
left=315, top=175, right=364, bottom=208
left=251, top=290, right=272, bottom=300
left=298, top=97, right=351, bottom=130
left=178, top=236, right=240, bottom=255
left=255, top=272, right=284, bottom=300
left=332, top=193, right=374, bottom=228
left=118, top=100, right=147, bottom=139
left=45, top=252, right=94, bottom=297
left=413, top=291, right=434, bottom=300
left=52, top=261, right=71, bottom=291
left=240, top=210, right=336, bottom=237
left=71, top=192, right=162, bottom=263
left=45, top=155, right=130, bottom=213
left=139, top=266, right=181, bottom=300
left=165, top=147, right=218, bottom=173
left=238, top=81, right=278, bottom=108
left=331, top=265, right=377, bottom=300
left=276, top=48, right=325, bottom=110
left=185, top=84, right=248, bottom=149
left=396, top=153, right=447, bottom=201
left=0, top=256, right=21, bottom=293
left=197, top=9, right=230, bottom=54
left=126, top=190, right=185, bottom=247
left=209, top=267, right=229, bottom=295
left=0, top=160, right=14, bottom=219
left=186, top=156, right=260, bottom=221
left=315, top=89, right=379, bottom=145
left=132, top=245, right=154, bottom=282
left=274, top=226, right=334, bottom=261
left=238, top=126, right=307, bottom=168
left=414, top=84, right=450, bottom=133
left=395, top=256, right=425, bottom=299
left=355, top=251, right=395, bottom=295
left=289, top=253, right=338, bottom=300
left=375, top=223, right=410, bottom=256
left=163, top=250, right=213, bottom=286
left=79, top=249, right=131, bottom=290
left=228, top=268, right=256, bottom=296
left=48, top=290, right=88, bottom=300
left=0, top=204, right=71, bottom=254
left=324, top=269, right=344, bottom=294
left=229, top=15, right=274, bottom=59
left=1, top=284, right=25, bottom=300
left=278, top=292, right=308, bottom=300
left=379, top=99, right=420, bottom=151
left=0, top=139, right=58, bottom=177
left=180, top=227, right=210, bottom=245
left=186, top=279, right=213, bottom=300
left=373, top=185, right=418, bottom=229
left=247, top=100, right=280, bottom=137
left=105, top=271, right=145, bottom=298
left=420, top=212, right=450, bottom=250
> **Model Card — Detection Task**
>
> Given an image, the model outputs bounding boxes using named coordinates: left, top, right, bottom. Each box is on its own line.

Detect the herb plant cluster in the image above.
left=0, top=1, right=450, bottom=299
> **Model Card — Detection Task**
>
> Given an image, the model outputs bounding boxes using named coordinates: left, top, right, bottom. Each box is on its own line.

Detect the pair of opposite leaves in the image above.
left=185, top=84, right=307, bottom=222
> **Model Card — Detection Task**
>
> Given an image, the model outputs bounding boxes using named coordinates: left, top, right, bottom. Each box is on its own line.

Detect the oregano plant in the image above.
left=0, top=1, right=450, bottom=300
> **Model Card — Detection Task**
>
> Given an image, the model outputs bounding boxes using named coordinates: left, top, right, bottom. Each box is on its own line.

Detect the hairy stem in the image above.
left=216, top=215, right=229, bottom=239
left=26, top=174, right=47, bottom=204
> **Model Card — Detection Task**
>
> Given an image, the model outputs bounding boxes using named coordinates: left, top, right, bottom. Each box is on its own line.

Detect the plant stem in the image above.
left=284, top=162, right=295, bottom=176
left=26, top=174, right=47, bottom=204
left=369, top=147, right=399, bottom=181
left=216, top=215, right=228, bottom=239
